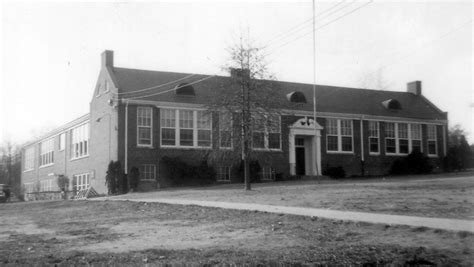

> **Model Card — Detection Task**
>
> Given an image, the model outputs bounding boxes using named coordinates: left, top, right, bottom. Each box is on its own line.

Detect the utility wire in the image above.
left=262, top=0, right=348, bottom=48
left=265, top=0, right=373, bottom=58
left=115, top=75, right=216, bottom=100
left=113, top=73, right=197, bottom=95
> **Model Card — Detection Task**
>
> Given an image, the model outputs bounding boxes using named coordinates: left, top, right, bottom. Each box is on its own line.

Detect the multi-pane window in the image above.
left=385, top=122, right=396, bottom=154
left=252, top=114, right=281, bottom=150
left=137, top=107, right=153, bottom=146
left=24, top=146, right=35, bottom=171
left=368, top=121, right=379, bottom=154
left=219, top=112, right=232, bottom=148
left=398, top=123, right=409, bottom=154
left=74, top=173, right=90, bottom=191
left=71, top=123, right=89, bottom=159
left=59, top=133, right=66, bottom=151
left=140, top=164, right=156, bottom=181
left=40, top=179, right=53, bottom=192
left=24, top=183, right=35, bottom=193
left=160, top=109, right=212, bottom=148
left=217, top=166, right=231, bottom=181
left=179, top=110, right=194, bottom=146
left=261, top=166, right=275, bottom=181
left=161, top=109, right=176, bottom=145
left=326, top=119, right=353, bottom=152
left=386, top=122, right=424, bottom=155
left=197, top=111, right=212, bottom=147
left=39, top=138, right=54, bottom=166
left=411, top=124, right=422, bottom=152
left=427, top=125, right=437, bottom=156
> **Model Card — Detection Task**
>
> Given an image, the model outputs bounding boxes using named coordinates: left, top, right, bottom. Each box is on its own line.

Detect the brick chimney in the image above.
left=407, top=81, right=422, bottom=95
left=101, top=50, right=114, bottom=68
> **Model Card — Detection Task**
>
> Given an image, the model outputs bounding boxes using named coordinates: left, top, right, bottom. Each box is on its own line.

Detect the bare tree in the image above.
left=206, top=35, right=289, bottom=190
left=358, top=67, right=392, bottom=91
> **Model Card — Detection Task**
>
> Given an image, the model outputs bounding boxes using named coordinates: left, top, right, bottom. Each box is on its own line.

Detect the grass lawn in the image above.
left=0, top=200, right=472, bottom=265
left=112, top=173, right=474, bottom=220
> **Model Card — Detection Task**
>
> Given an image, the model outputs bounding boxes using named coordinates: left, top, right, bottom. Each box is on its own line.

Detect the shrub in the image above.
left=56, top=175, right=69, bottom=200
left=161, top=157, right=216, bottom=186
left=105, top=161, right=127, bottom=194
left=389, top=150, right=432, bottom=175
left=323, top=166, right=346, bottom=179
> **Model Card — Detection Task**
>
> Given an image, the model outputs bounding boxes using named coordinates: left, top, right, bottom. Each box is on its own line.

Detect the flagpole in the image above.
left=312, top=0, right=319, bottom=176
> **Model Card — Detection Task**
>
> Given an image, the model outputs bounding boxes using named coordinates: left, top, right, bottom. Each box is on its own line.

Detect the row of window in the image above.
left=325, top=119, right=438, bottom=156
left=24, top=123, right=90, bottom=171
left=137, top=107, right=282, bottom=150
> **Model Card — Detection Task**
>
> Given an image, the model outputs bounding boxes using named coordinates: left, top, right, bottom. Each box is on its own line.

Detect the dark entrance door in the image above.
left=295, top=137, right=305, bottom=175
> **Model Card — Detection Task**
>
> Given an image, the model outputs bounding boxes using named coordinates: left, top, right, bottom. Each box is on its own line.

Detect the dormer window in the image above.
left=175, top=83, right=195, bottom=96
left=382, top=99, right=401, bottom=110
left=286, top=91, right=307, bottom=103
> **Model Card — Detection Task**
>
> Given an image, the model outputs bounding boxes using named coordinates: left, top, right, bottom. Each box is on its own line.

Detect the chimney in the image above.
left=407, top=81, right=422, bottom=95
left=101, top=50, right=114, bottom=68
left=230, top=68, right=250, bottom=79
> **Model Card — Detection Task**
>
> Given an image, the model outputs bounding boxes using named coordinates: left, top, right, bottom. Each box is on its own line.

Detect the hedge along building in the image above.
left=21, top=50, right=448, bottom=194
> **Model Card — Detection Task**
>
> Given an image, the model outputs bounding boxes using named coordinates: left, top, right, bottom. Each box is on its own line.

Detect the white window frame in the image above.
left=140, top=164, right=156, bottom=181
left=326, top=119, right=354, bottom=154
left=217, top=166, right=231, bottom=182
left=24, top=146, right=35, bottom=171
left=410, top=124, right=422, bottom=153
left=137, top=107, right=153, bottom=147
left=39, top=138, right=54, bottom=167
left=160, top=108, right=212, bottom=149
left=219, top=112, right=233, bottom=149
left=40, top=179, right=53, bottom=192
left=385, top=122, right=424, bottom=156
left=261, top=166, right=275, bottom=181
left=71, top=123, right=89, bottom=160
left=59, top=133, right=66, bottom=151
left=251, top=114, right=281, bottom=151
left=427, top=125, right=437, bottom=157
left=74, top=173, right=90, bottom=191
left=368, top=121, right=380, bottom=155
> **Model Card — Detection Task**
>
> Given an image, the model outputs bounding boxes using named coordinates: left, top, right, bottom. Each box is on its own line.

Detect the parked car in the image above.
left=0, top=184, right=11, bottom=203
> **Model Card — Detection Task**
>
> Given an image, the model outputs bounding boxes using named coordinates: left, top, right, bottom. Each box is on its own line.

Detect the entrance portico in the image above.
left=289, top=118, right=323, bottom=176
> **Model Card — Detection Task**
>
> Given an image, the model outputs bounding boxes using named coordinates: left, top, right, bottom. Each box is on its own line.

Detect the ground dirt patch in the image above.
left=0, top=200, right=472, bottom=265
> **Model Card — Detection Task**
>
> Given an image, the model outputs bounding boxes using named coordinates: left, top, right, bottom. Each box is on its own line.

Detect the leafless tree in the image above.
left=205, top=35, right=290, bottom=190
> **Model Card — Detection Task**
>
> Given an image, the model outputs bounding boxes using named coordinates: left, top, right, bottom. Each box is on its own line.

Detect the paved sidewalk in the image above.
left=96, top=197, right=474, bottom=232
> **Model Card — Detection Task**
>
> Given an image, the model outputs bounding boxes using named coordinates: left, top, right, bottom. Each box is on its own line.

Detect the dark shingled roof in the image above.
left=112, top=67, right=447, bottom=121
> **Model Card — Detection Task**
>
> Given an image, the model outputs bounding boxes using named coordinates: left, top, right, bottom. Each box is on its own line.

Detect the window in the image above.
left=427, top=125, right=437, bottom=156
left=252, top=114, right=281, bottom=150
left=137, top=107, right=153, bottom=146
left=39, top=138, right=54, bottom=166
left=386, top=122, right=424, bottom=155
left=24, top=146, right=35, bottom=171
left=71, top=123, right=89, bottom=159
left=261, top=166, right=275, bottom=181
left=59, top=133, right=66, bottom=151
left=219, top=112, right=232, bottom=148
left=217, top=166, right=231, bottom=181
left=161, top=109, right=176, bottom=146
left=326, top=119, right=353, bottom=153
left=368, top=121, right=379, bottom=154
left=24, top=183, right=35, bottom=193
left=140, top=164, right=156, bottom=181
left=40, top=179, right=53, bottom=192
left=411, top=124, right=422, bottom=152
left=160, top=109, right=212, bottom=148
left=398, top=123, right=409, bottom=154
left=74, top=173, right=90, bottom=191
left=197, top=111, right=211, bottom=147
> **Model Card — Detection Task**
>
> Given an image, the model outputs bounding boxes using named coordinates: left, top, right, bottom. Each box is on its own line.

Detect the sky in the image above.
left=1, top=0, right=472, bottom=145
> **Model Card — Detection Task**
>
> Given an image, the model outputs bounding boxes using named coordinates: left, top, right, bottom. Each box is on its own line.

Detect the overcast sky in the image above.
left=1, top=0, right=472, bottom=145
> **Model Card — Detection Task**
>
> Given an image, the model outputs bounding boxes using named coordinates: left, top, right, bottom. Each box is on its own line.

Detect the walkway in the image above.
left=96, top=197, right=474, bottom=232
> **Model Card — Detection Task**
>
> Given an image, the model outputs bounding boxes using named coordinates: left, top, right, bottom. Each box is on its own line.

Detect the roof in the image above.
left=112, top=67, right=447, bottom=121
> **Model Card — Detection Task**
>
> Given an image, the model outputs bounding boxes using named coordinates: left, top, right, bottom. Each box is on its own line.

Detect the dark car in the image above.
left=0, top=184, right=11, bottom=203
